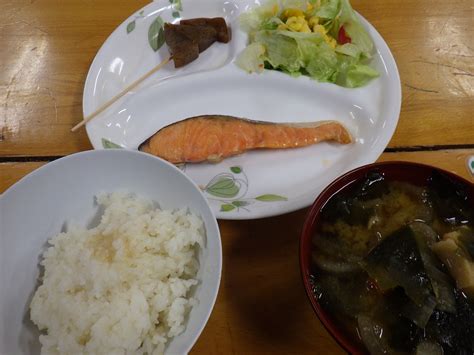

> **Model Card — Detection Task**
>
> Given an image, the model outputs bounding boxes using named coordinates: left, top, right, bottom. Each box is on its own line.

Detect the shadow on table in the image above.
left=220, top=207, right=336, bottom=350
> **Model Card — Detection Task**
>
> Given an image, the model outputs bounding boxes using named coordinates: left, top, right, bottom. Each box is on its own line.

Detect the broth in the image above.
left=311, top=170, right=474, bottom=354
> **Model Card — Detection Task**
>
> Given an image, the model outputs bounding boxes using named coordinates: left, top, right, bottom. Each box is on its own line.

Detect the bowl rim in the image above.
left=299, top=160, right=473, bottom=354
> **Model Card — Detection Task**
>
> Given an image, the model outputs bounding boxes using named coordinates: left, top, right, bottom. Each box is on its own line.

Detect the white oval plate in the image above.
left=83, top=0, right=401, bottom=220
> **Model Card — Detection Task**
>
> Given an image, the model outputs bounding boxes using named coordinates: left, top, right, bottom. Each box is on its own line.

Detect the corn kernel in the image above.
left=286, top=16, right=311, bottom=32
left=289, top=23, right=303, bottom=31
left=286, top=16, right=299, bottom=25
left=300, top=23, right=312, bottom=33
left=327, top=37, right=337, bottom=48
left=313, top=24, right=326, bottom=35
left=308, top=16, right=319, bottom=27
left=281, top=8, right=304, bottom=20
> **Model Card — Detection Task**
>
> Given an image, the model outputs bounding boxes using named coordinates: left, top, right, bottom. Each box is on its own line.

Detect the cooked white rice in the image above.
left=30, top=193, right=205, bottom=355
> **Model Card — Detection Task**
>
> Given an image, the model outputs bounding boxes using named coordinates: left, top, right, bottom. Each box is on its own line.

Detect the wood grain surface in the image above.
left=1, top=0, right=473, bottom=354
left=1, top=150, right=472, bottom=355
left=1, top=0, right=473, bottom=157
left=1, top=150, right=472, bottom=194
left=1, top=0, right=149, bottom=157
left=358, top=0, right=474, bottom=147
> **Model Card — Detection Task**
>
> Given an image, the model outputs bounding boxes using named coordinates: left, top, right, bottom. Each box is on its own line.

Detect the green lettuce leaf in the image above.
left=335, top=43, right=362, bottom=58
left=236, top=0, right=379, bottom=87
left=240, top=0, right=278, bottom=34
left=281, top=0, right=310, bottom=9
left=235, top=42, right=266, bottom=73
left=316, top=0, right=340, bottom=19
left=338, top=0, right=374, bottom=58
left=344, top=63, right=379, bottom=88
left=291, top=34, right=338, bottom=81
left=255, top=31, right=302, bottom=73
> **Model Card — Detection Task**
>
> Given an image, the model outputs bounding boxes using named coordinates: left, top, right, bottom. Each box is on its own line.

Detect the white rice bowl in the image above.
left=30, top=192, right=205, bottom=355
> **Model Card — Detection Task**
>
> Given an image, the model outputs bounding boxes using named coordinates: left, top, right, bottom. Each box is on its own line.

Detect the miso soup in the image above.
left=310, top=170, right=474, bottom=354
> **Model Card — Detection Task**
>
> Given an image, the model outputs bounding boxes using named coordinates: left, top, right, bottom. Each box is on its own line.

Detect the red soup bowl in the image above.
left=299, top=161, right=474, bottom=354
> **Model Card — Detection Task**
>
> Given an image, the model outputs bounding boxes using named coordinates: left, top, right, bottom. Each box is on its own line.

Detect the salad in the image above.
left=236, top=0, right=379, bottom=88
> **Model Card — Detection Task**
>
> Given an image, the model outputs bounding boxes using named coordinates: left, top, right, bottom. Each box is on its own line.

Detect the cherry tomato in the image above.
left=338, top=26, right=351, bottom=44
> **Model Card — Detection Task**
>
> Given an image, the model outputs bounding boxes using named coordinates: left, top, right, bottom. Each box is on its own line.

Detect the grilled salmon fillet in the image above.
left=139, top=115, right=352, bottom=163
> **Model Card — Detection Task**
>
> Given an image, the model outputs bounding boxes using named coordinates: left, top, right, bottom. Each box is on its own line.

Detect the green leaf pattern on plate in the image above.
left=255, top=194, right=288, bottom=202
left=125, top=9, right=146, bottom=34
left=232, top=200, right=250, bottom=207
left=125, top=3, right=184, bottom=39
left=203, top=166, right=288, bottom=213
left=126, top=20, right=136, bottom=34
left=205, top=175, right=240, bottom=198
left=101, top=138, right=122, bottom=149
left=148, top=16, right=165, bottom=52
left=221, top=204, right=236, bottom=212
left=169, top=0, right=183, bottom=19
left=230, top=166, right=242, bottom=174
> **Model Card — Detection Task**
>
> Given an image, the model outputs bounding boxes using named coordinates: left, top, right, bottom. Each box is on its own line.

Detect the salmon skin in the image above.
left=139, top=115, right=353, bottom=164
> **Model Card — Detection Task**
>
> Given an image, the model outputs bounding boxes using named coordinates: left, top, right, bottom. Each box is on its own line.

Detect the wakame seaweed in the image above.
left=321, top=171, right=388, bottom=225
left=425, top=289, right=474, bottom=354
left=311, top=173, right=474, bottom=354
left=428, top=170, right=473, bottom=225
left=363, top=227, right=434, bottom=306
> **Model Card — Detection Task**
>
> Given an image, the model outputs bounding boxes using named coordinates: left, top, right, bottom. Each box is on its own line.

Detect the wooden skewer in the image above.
left=71, top=56, right=172, bottom=132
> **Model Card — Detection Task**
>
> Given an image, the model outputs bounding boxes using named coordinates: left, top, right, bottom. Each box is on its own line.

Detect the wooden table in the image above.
left=1, top=0, right=473, bottom=353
